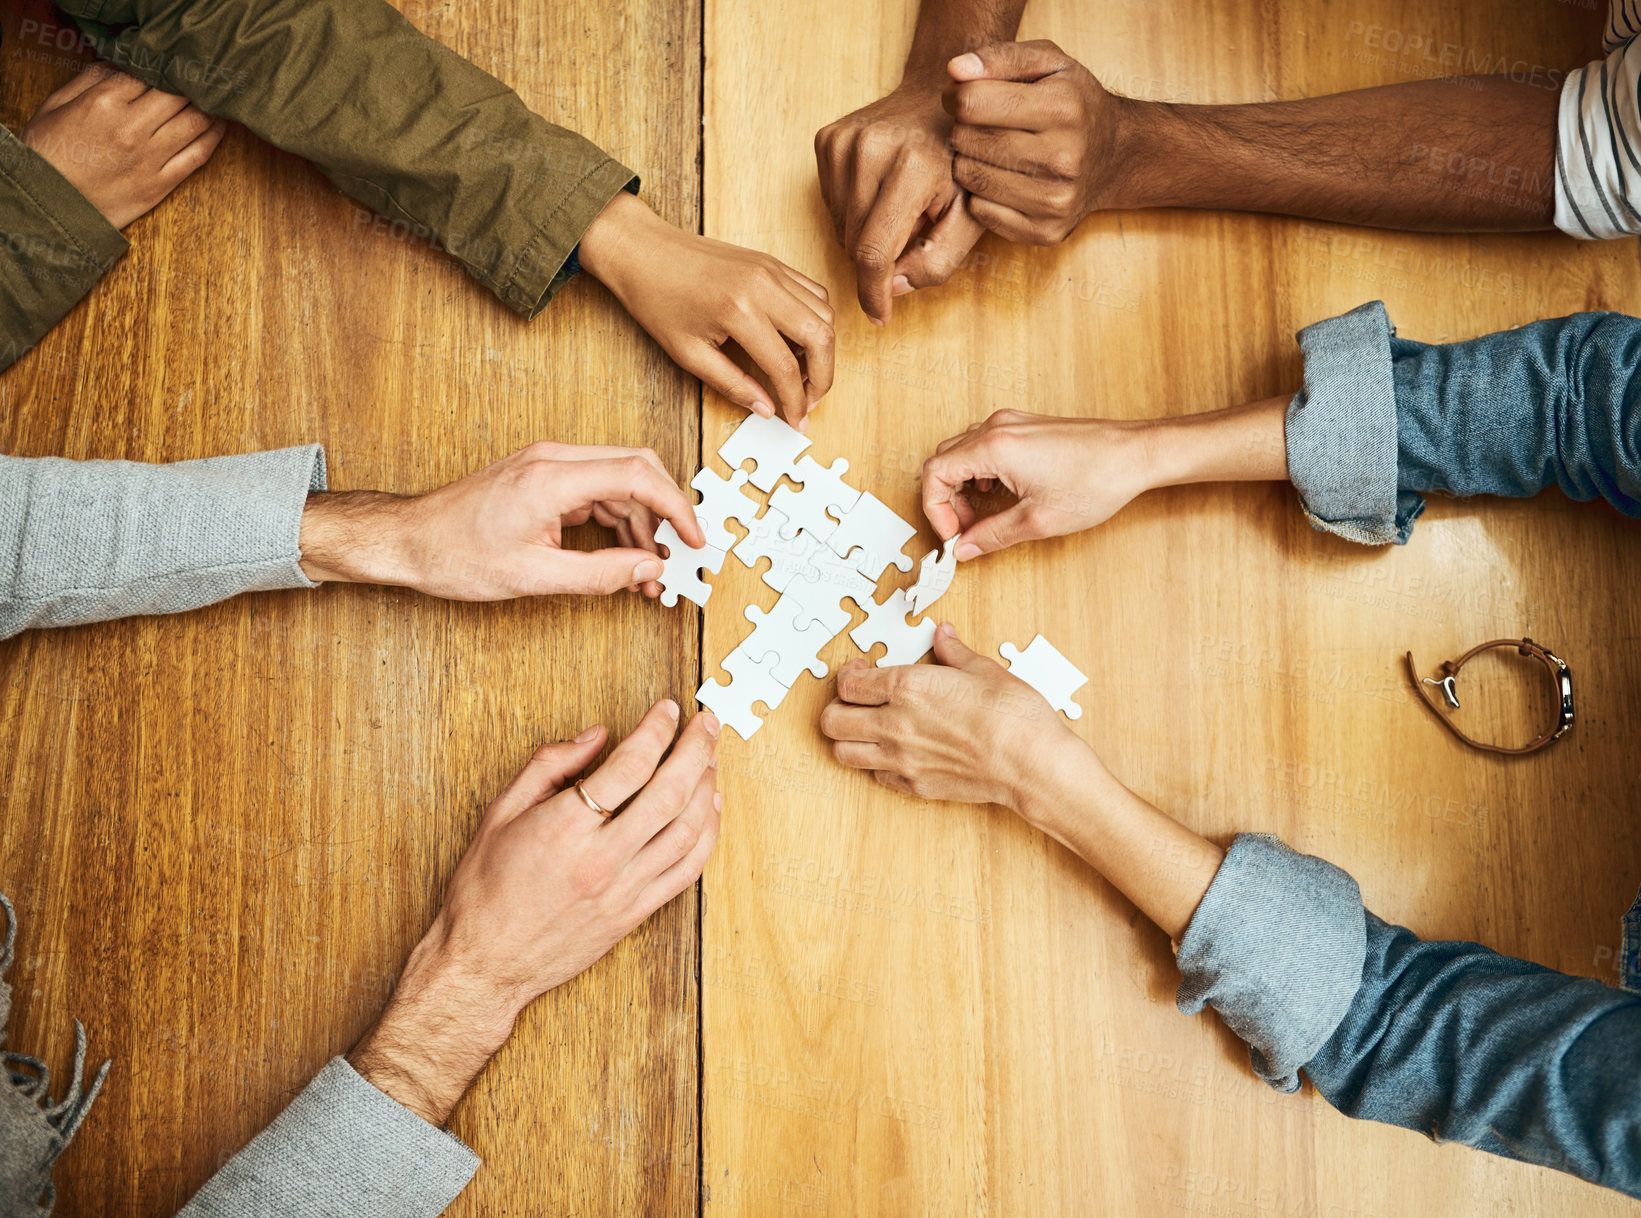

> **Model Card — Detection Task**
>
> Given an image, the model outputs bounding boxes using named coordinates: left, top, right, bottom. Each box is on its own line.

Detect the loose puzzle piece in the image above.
left=907, top=536, right=958, bottom=616
left=1000, top=634, right=1089, bottom=720
left=690, top=466, right=759, bottom=553
left=848, top=589, right=937, bottom=667
left=740, top=596, right=849, bottom=687
left=767, top=455, right=861, bottom=543
left=655, top=519, right=726, bottom=609
left=828, top=492, right=918, bottom=579
left=718, top=413, right=811, bottom=492
left=697, top=645, right=789, bottom=740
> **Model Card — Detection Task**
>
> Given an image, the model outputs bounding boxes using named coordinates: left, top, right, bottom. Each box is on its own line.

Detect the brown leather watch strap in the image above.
left=1404, top=637, right=1574, bottom=755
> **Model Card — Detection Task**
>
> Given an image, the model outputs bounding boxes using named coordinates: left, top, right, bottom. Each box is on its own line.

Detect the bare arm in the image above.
left=820, top=627, right=1221, bottom=941
left=945, top=43, right=1558, bottom=245
left=1115, top=79, right=1558, bottom=231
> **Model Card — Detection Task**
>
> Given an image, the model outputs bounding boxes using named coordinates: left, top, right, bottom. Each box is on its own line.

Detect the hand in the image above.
left=298, top=441, right=709, bottom=599
left=820, top=626, right=1077, bottom=810
left=922, top=411, right=1156, bottom=559
left=944, top=41, right=1127, bottom=244
left=22, top=65, right=226, bottom=230
left=348, top=701, right=722, bottom=1125
left=814, top=69, right=987, bottom=324
left=578, top=192, right=834, bottom=429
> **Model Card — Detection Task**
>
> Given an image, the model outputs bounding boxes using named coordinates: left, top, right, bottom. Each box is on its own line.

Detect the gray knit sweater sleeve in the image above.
left=176, top=1058, right=480, bottom=1218
left=0, top=446, right=326, bottom=639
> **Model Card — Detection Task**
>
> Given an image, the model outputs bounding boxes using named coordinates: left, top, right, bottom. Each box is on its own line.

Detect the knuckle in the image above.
left=1046, top=152, right=1079, bottom=180
left=853, top=243, right=892, bottom=273
left=571, top=853, right=615, bottom=897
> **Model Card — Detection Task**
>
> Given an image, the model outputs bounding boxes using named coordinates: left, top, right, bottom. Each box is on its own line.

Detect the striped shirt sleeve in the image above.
left=1555, top=3, right=1641, bottom=238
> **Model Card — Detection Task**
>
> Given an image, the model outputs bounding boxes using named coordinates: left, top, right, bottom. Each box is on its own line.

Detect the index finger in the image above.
left=560, top=456, right=706, bottom=550
left=849, top=160, right=932, bottom=324
left=921, top=441, right=992, bottom=539
left=834, top=658, right=895, bottom=706
left=944, top=80, right=1045, bottom=132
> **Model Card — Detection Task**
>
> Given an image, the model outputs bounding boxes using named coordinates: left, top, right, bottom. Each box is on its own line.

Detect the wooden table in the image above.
left=3, top=0, right=1639, bottom=1214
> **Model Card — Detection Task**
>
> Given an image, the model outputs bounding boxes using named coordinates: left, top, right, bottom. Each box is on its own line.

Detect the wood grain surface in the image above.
left=4, top=0, right=1641, bottom=1215
left=700, top=1, right=1641, bottom=1217
left=0, top=0, right=703, bottom=1213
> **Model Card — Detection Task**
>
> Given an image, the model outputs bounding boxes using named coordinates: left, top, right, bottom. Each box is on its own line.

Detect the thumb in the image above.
left=955, top=502, right=1040, bottom=558
left=931, top=622, right=993, bottom=672
left=948, top=40, right=1071, bottom=84
left=541, top=547, right=666, bottom=596
left=893, top=193, right=985, bottom=291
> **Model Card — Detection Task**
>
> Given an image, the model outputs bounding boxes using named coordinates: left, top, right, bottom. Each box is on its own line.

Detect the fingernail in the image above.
left=937, top=622, right=956, bottom=637
left=892, top=274, right=912, bottom=295
left=575, top=724, right=602, bottom=742
left=798, top=416, right=809, bottom=433
left=956, top=541, right=982, bottom=560
left=661, top=699, right=681, bottom=721
left=951, top=52, right=983, bottom=76
left=870, top=315, right=885, bottom=328
left=701, top=712, right=721, bottom=738
left=633, top=559, right=662, bottom=581
left=713, top=792, right=724, bottom=812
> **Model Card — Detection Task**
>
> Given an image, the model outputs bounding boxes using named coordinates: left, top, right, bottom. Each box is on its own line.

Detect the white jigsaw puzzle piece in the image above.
left=767, top=455, right=861, bottom=543
left=655, top=519, right=726, bottom=609
left=697, top=645, right=789, bottom=740
left=690, top=467, right=759, bottom=553
left=732, top=508, right=874, bottom=609
left=718, top=414, right=812, bottom=492
left=1000, top=634, right=1089, bottom=720
left=827, top=492, right=918, bottom=579
left=907, top=536, right=958, bottom=616
left=847, top=589, right=936, bottom=667
left=739, top=596, right=849, bottom=687
left=731, top=505, right=818, bottom=591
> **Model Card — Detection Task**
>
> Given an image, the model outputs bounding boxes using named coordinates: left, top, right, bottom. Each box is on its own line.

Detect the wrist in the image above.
left=576, top=190, right=661, bottom=300
left=1093, top=96, right=1172, bottom=213
left=348, top=927, right=520, bottom=1127
left=299, top=491, right=416, bottom=586
left=1007, top=723, right=1098, bottom=826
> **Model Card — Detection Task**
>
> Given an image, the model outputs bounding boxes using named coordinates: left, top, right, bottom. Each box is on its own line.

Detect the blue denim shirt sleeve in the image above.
left=1175, top=834, right=1367, bottom=1092
left=1306, top=913, right=1641, bottom=1198
left=1285, top=300, right=1641, bottom=544
left=1179, top=836, right=1641, bottom=1197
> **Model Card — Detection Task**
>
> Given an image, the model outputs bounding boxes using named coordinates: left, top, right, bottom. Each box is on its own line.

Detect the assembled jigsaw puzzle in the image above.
left=685, top=415, right=1085, bottom=739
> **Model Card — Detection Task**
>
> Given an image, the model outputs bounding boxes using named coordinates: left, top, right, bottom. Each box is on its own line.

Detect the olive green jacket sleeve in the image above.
left=61, top=0, right=637, bottom=316
left=0, top=123, right=128, bottom=372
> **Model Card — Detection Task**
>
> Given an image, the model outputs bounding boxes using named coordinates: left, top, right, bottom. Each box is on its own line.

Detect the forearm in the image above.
left=1306, top=913, right=1641, bottom=1196
left=64, top=0, right=634, bottom=314
left=1108, top=79, right=1558, bottom=231
left=1019, top=735, right=1222, bottom=942
left=903, top=0, right=1027, bottom=78
left=298, top=490, right=414, bottom=585
left=347, top=918, right=519, bottom=1127
left=0, top=447, right=323, bottom=639
left=0, top=128, right=128, bottom=372
left=1143, top=394, right=1292, bottom=490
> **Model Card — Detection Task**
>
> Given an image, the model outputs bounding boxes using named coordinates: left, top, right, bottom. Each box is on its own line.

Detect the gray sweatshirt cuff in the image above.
left=1285, top=300, right=1424, bottom=545
left=0, top=445, right=326, bottom=639
left=178, top=1058, right=480, bottom=1218
left=1175, top=833, right=1368, bottom=1093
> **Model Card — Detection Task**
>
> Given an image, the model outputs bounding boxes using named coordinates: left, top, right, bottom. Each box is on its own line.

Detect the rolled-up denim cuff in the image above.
left=1175, top=833, right=1368, bottom=1093
left=1285, top=300, right=1421, bottom=545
